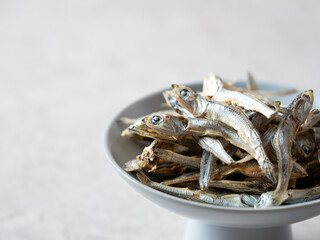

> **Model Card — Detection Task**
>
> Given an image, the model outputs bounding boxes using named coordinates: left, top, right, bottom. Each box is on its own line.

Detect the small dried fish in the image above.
left=196, top=136, right=235, bottom=165
left=123, top=115, right=197, bottom=149
left=203, top=73, right=277, bottom=118
left=171, top=84, right=276, bottom=183
left=119, top=72, right=320, bottom=208
left=256, top=90, right=314, bottom=208
left=187, top=118, right=255, bottom=158
left=199, top=150, right=217, bottom=191
left=144, top=113, right=253, bottom=159
left=219, top=77, right=297, bottom=99
left=137, top=172, right=195, bottom=199
left=142, top=114, right=237, bottom=165
left=138, top=171, right=252, bottom=207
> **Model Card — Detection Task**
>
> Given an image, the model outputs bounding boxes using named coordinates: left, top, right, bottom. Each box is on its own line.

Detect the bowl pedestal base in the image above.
left=184, top=220, right=292, bottom=240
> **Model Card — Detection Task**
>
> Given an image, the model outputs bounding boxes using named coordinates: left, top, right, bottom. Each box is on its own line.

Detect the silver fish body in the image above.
left=256, top=90, right=314, bottom=208
left=199, top=150, right=217, bottom=191
left=203, top=73, right=277, bottom=118
left=171, top=84, right=276, bottom=184
left=137, top=172, right=252, bottom=208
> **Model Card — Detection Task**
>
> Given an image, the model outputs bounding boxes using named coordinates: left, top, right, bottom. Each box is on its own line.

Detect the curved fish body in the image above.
left=199, top=150, right=217, bottom=191
left=137, top=172, right=195, bottom=199
left=144, top=112, right=251, bottom=157
left=137, top=172, right=251, bottom=208
left=217, top=76, right=297, bottom=99
left=262, top=126, right=315, bottom=165
left=197, top=137, right=235, bottom=165
left=171, top=84, right=276, bottom=184
left=203, top=73, right=277, bottom=118
left=187, top=118, right=234, bottom=138
left=143, top=114, right=236, bottom=165
left=256, top=90, right=314, bottom=208
left=187, top=118, right=255, bottom=158
left=300, top=108, right=320, bottom=132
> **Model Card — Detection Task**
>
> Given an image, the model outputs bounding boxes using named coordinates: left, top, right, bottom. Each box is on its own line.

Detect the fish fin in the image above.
left=247, top=72, right=258, bottom=91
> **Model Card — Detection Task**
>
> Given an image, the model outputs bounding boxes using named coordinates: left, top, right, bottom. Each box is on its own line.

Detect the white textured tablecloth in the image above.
left=1, top=1, right=320, bottom=239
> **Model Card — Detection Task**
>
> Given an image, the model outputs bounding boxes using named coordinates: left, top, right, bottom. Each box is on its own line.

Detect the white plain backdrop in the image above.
left=1, top=1, right=320, bottom=239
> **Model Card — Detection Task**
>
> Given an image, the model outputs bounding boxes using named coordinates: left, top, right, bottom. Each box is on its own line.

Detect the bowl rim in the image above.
left=104, top=80, right=320, bottom=213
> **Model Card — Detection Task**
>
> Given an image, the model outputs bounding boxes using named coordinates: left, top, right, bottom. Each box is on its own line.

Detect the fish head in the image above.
left=255, top=191, right=289, bottom=208
left=292, top=130, right=316, bottom=160
left=126, top=119, right=148, bottom=133
left=144, top=114, right=188, bottom=137
left=203, top=72, right=224, bottom=97
left=254, top=192, right=274, bottom=208
left=121, top=119, right=154, bottom=137
left=163, top=90, right=187, bottom=116
left=311, top=108, right=320, bottom=117
left=171, top=84, right=198, bottom=115
left=254, top=191, right=283, bottom=208
left=291, top=90, right=314, bottom=123
left=306, top=108, right=320, bottom=124
left=123, top=119, right=164, bottom=139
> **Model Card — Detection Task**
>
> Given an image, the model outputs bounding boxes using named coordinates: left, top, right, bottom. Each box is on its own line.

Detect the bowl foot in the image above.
left=184, top=219, right=292, bottom=240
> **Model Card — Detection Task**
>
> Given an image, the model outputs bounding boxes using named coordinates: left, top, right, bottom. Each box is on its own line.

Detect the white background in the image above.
left=1, top=0, right=320, bottom=239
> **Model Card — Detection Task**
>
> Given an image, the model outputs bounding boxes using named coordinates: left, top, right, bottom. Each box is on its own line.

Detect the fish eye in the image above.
left=312, top=109, right=320, bottom=114
left=151, top=115, right=162, bottom=124
left=180, top=89, right=190, bottom=97
left=302, top=145, right=311, bottom=155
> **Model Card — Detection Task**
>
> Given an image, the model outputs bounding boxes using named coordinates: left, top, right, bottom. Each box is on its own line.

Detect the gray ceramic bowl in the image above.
left=105, top=82, right=320, bottom=240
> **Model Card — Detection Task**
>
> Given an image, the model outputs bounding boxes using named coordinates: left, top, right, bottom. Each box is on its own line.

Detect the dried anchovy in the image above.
left=120, top=73, right=319, bottom=208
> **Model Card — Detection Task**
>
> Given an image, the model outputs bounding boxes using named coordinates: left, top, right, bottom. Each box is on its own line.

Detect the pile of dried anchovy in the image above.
left=119, top=73, right=320, bottom=208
